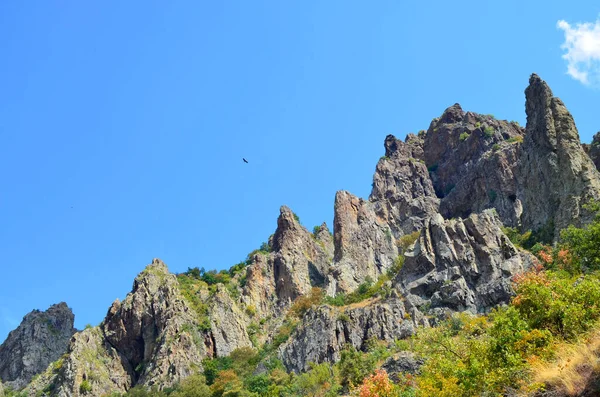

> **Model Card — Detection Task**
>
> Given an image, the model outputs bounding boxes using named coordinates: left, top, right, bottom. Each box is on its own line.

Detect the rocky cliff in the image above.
left=9, top=73, right=600, bottom=396
left=518, top=74, right=600, bottom=239
left=0, top=303, right=76, bottom=390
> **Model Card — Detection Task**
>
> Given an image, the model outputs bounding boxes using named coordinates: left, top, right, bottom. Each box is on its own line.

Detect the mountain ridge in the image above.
left=3, top=73, right=600, bottom=396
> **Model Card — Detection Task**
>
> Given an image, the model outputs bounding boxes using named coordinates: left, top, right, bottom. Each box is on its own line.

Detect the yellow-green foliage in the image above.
left=289, top=287, right=323, bottom=318
left=397, top=231, right=420, bottom=253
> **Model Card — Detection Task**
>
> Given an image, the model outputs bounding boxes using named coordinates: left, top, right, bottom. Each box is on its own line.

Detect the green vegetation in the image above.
left=492, top=143, right=500, bottom=151
left=507, top=136, right=523, bottom=144
left=324, top=274, right=393, bottom=307
left=79, top=380, right=92, bottom=394
left=65, top=203, right=600, bottom=397
left=459, top=132, right=470, bottom=142
left=483, top=126, right=495, bottom=138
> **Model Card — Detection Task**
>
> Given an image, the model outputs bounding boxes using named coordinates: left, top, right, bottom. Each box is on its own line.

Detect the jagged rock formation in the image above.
left=280, top=297, right=417, bottom=373
left=29, top=259, right=208, bottom=396
left=271, top=206, right=332, bottom=303
left=240, top=206, right=334, bottom=319
left=0, top=303, right=76, bottom=389
left=396, top=210, right=532, bottom=316
left=208, top=286, right=253, bottom=357
left=518, top=74, right=600, bottom=238
left=370, top=133, right=440, bottom=236
left=280, top=210, right=530, bottom=372
left=586, top=132, right=600, bottom=171
left=327, top=191, right=399, bottom=294
left=424, top=104, right=525, bottom=226
left=13, top=73, right=600, bottom=395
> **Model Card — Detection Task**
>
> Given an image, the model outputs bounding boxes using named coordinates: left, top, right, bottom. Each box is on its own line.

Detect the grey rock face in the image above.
left=102, top=259, right=206, bottom=388
left=424, top=104, right=525, bottom=226
left=30, top=259, right=209, bottom=397
left=587, top=132, right=600, bottom=171
left=271, top=206, right=333, bottom=304
left=518, top=74, right=600, bottom=239
left=329, top=191, right=399, bottom=294
left=382, top=353, right=424, bottom=381
left=240, top=206, right=334, bottom=321
left=280, top=298, right=415, bottom=373
left=396, top=210, right=530, bottom=315
left=0, top=302, right=76, bottom=389
left=44, top=327, right=133, bottom=397
left=208, top=286, right=253, bottom=357
left=370, top=134, right=440, bottom=236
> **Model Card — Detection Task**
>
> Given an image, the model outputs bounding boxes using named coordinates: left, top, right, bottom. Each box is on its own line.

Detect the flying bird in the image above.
left=243, top=158, right=249, bottom=164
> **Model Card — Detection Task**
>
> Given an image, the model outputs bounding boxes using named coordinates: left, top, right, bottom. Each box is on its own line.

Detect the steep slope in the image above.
left=280, top=210, right=531, bottom=372
left=13, top=72, right=600, bottom=395
left=29, top=259, right=207, bottom=396
left=586, top=132, right=600, bottom=171
left=396, top=209, right=532, bottom=315
left=0, top=303, right=76, bottom=389
left=518, top=74, right=600, bottom=239
left=424, top=104, right=525, bottom=226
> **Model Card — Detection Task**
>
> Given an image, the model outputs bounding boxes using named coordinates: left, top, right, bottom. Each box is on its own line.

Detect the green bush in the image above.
left=459, top=132, right=470, bottom=142
left=338, top=345, right=376, bottom=390
left=79, top=380, right=92, bottom=395
left=484, top=126, right=495, bottom=138
left=512, top=271, right=600, bottom=339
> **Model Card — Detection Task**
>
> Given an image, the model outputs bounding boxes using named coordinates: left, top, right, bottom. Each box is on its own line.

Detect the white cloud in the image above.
left=557, top=19, right=600, bottom=86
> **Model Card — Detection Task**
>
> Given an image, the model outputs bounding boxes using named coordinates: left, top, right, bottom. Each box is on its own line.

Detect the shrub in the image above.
left=388, top=254, right=405, bottom=276
left=292, top=362, right=341, bottom=396
left=507, top=136, right=523, bottom=144
left=397, top=231, right=420, bottom=253
left=561, top=219, right=600, bottom=271
left=170, top=374, right=211, bottom=397
left=245, top=305, right=257, bottom=317
left=79, top=380, right=92, bottom=394
left=312, top=225, right=322, bottom=236
left=484, top=126, right=495, bottom=138
left=512, top=270, right=600, bottom=339
left=289, top=287, right=323, bottom=318
left=459, top=132, right=470, bottom=142
left=357, top=369, right=408, bottom=397
left=492, top=143, right=501, bottom=151
left=338, top=345, right=377, bottom=390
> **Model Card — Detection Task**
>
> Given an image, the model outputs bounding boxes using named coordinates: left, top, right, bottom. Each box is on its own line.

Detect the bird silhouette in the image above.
left=243, top=158, right=249, bottom=163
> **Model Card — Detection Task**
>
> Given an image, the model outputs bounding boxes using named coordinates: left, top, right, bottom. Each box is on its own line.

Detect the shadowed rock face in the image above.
left=281, top=210, right=531, bottom=373
left=423, top=104, right=525, bottom=226
left=586, top=132, right=600, bottom=171
left=280, top=297, right=417, bottom=373
left=27, top=259, right=209, bottom=397
left=0, top=303, right=76, bottom=389
left=518, top=74, right=600, bottom=239
left=395, top=210, right=533, bottom=315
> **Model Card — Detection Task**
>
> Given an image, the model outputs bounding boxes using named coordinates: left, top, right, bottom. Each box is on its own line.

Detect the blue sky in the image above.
left=1, top=1, right=599, bottom=342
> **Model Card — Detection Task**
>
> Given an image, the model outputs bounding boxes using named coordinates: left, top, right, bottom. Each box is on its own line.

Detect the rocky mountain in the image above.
left=6, top=73, right=600, bottom=396
left=0, top=303, right=76, bottom=390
